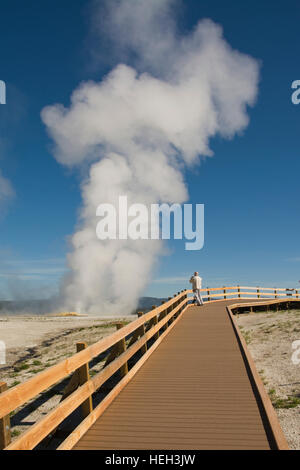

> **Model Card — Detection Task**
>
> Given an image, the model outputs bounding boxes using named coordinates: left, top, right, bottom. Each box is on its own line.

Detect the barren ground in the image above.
left=236, top=308, right=300, bottom=450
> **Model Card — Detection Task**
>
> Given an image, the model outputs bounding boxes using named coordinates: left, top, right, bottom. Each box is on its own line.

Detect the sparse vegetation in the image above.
left=10, top=380, right=21, bottom=388
left=241, top=329, right=251, bottom=344
left=14, top=363, right=30, bottom=372
left=269, top=388, right=300, bottom=409
left=29, top=367, right=47, bottom=374
left=237, top=308, right=300, bottom=449
left=32, top=360, right=42, bottom=366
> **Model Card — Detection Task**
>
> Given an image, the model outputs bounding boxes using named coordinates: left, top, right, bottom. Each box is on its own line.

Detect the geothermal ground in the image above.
left=236, top=309, right=300, bottom=450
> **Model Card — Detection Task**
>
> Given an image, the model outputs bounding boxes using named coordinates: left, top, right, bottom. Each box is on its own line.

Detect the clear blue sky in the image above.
left=0, top=0, right=300, bottom=300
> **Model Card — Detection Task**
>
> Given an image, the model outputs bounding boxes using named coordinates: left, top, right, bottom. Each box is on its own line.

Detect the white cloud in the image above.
left=42, top=0, right=259, bottom=315
left=0, top=169, right=14, bottom=207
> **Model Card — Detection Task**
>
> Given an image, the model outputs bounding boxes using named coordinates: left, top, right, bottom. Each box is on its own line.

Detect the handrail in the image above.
left=1, top=291, right=189, bottom=450
left=226, top=301, right=290, bottom=450
left=187, top=285, right=300, bottom=298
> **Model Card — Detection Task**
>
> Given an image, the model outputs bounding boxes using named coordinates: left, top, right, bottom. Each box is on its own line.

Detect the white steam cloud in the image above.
left=41, top=0, right=259, bottom=315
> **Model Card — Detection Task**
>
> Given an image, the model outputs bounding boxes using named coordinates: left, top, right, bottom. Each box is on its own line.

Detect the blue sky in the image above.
left=0, top=0, right=300, bottom=300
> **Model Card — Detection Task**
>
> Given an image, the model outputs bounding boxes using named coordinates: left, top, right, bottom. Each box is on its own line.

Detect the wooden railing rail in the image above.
left=1, top=292, right=189, bottom=450
left=226, top=301, right=290, bottom=450
left=0, top=383, right=11, bottom=449
left=187, top=285, right=300, bottom=299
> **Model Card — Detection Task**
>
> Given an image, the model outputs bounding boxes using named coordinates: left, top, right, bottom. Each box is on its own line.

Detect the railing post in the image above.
left=286, top=288, right=293, bottom=298
left=0, top=382, right=11, bottom=449
left=171, top=294, right=177, bottom=321
left=152, top=304, right=159, bottom=340
left=115, top=323, right=129, bottom=378
left=274, top=288, right=278, bottom=299
left=177, top=292, right=182, bottom=313
left=296, top=290, right=299, bottom=299
left=176, top=292, right=179, bottom=313
left=76, top=342, right=93, bottom=418
left=238, top=286, right=241, bottom=298
left=166, top=297, right=174, bottom=325
left=167, top=297, right=173, bottom=325
left=181, top=290, right=185, bottom=312
left=138, top=312, right=148, bottom=354
left=207, top=288, right=210, bottom=302
left=223, top=287, right=227, bottom=300
left=257, top=287, right=260, bottom=299
left=182, top=289, right=186, bottom=310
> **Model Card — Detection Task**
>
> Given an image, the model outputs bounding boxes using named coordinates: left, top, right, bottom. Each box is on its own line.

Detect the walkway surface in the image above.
left=74, top=300, right=273, bottom=450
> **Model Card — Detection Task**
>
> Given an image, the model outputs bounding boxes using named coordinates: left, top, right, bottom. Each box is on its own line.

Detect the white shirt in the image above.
left=190, top=275, right=202, bottom=290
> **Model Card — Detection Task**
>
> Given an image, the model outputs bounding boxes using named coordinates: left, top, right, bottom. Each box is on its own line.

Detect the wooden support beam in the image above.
left=176, top=293, right=181, bottom=313
left=169, top=295, right=176, bottom=323
left=76, top=343, right=93, bottom=419
left=154, top=303, right=164, bottom=340
left=165, top=298, right=172, bottom=329
left=137, top=312, right=147, bottom=354
left=127, top=328, right=140, bottom=348
left=103, top=343, right=119, bottom=367
left=60, top=370, right=79, bottom=401
left=157, top=301, right=166, bottom=331
left=0, top=383, right=11, bottom=450
left=152, top=314, right=159, bottom=341
left=115, top=323, right=128, bottom=378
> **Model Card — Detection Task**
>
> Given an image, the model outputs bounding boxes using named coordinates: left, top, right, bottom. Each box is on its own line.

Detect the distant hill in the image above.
left=135, top=297, right=168, bottom=313
left=0, top=299, right=57, bottom=314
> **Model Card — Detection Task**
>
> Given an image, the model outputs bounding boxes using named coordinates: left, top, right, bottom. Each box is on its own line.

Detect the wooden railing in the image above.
left=0, top=284, right=298, bottom=450
left=188, top=285, right=300, bottom=300
left=0, top=290, right=189, bottom=450
left=226, top=302, right=290, bottom=450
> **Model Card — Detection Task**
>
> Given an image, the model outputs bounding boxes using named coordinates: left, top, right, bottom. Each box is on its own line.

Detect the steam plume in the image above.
left=42, top=0, right=259, bottom=315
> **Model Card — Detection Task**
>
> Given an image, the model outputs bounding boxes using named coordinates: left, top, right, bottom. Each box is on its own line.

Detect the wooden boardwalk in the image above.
left=74, top=300, right=278, bottom=450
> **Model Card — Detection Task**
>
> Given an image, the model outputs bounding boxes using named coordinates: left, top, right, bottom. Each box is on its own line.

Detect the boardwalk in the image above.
left=74, top=300, right=275, bottom=450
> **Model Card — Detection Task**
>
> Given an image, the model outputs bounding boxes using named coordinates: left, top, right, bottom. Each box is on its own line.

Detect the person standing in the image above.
left=189, top=272, right=204, bottom=306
